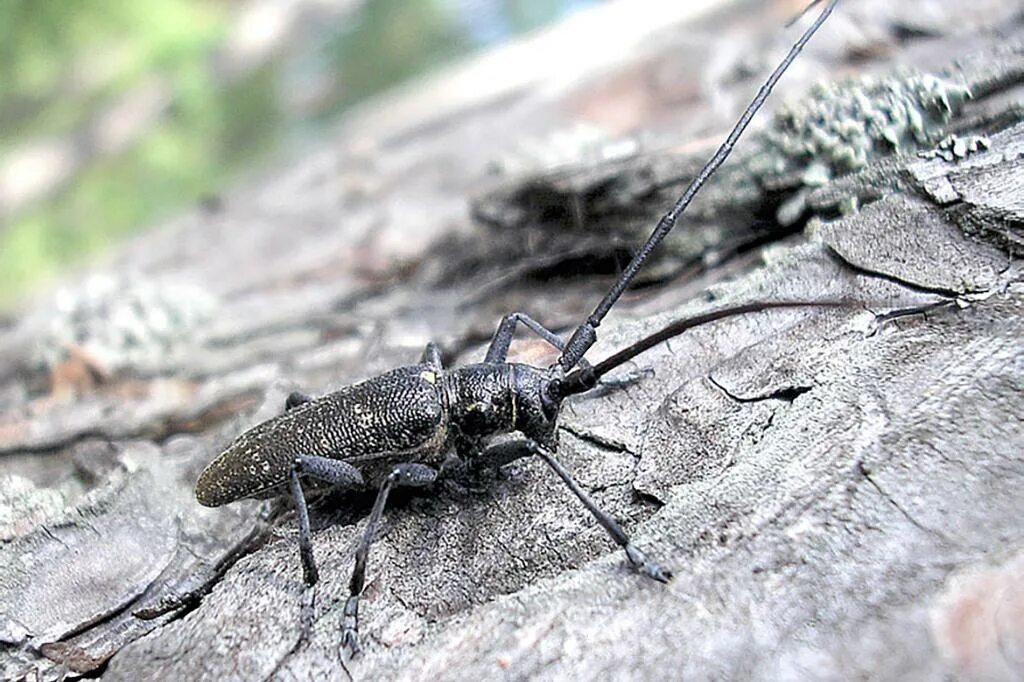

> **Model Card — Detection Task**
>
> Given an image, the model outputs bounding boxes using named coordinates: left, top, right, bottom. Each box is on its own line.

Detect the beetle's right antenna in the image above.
left=557, top=0, right=840, bottom=372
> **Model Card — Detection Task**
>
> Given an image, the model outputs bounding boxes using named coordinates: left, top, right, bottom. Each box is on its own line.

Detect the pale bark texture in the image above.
left=1, top=1, right=1022, bottom=680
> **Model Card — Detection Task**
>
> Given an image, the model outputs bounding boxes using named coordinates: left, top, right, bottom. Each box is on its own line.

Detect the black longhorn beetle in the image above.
left=196, top=0, right=841, bottom=654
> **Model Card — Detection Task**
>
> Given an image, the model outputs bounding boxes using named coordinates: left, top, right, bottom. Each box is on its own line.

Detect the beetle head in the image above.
left=511, top=363, right=564, bottom=449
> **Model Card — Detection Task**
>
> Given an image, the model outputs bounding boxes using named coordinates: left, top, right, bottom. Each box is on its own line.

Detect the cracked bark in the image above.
left=2, top=2, right=1023, bottom=680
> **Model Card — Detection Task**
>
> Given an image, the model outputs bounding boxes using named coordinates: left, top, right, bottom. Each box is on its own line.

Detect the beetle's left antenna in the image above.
left=557, top=0, right=840, bottom=372
left=553, top=299, right=854, bottom=399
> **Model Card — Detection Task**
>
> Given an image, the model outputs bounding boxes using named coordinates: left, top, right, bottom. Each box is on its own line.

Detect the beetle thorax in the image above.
left=441, top=364, right=515, bottom=451
left=440, top=362, right=562, bottom=455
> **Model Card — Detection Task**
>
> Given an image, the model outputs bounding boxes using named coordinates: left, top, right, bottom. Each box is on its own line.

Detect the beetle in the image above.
left=195, top=0, right=841, bottom=654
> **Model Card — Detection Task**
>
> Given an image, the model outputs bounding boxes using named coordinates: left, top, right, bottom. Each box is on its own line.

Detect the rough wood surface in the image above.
left=1, top=1, right=1022, bottom=680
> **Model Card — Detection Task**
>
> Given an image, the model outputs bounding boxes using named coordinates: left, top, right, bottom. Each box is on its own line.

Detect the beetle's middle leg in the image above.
left=288, top=456, right=365, bottom=642
left=342, top=462, right=437, bottom=654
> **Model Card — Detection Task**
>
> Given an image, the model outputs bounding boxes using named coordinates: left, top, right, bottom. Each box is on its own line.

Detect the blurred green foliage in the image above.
left=0, top=0, right=596, bottom=311
left=0, top=0, right=238, bottom=309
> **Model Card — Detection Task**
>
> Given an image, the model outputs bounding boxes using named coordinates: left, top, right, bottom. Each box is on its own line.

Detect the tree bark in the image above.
left=1, top=1, right=1021, bottom=680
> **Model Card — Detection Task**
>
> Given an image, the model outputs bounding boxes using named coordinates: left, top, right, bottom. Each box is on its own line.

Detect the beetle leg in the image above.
left=294, top=455, right=365, bottom=488
left=342, top=463, right=437, bottom=655
left=287, top=456, right=366, bottom=644
left=471, top=439, right=532, bottom=471
left=288, top=468, right=319, bottom=586
left=576, top=366, right=655, bottom=399
left=483, top=312, right=592, bottom=371
left=419, top=341, right=444, bottom=369
left=285, top=391, right=314, bottom=410
left=287, top=455, right=366, bottom=587
left=529, top=442, right=672, bottom=584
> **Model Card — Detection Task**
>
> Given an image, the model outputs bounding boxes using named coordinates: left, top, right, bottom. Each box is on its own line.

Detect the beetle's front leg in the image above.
left=343, top=463, right=437, bottom=655
left=527, top=442, right=672, bottom=583
left=484, top=312, right=591, bottom=371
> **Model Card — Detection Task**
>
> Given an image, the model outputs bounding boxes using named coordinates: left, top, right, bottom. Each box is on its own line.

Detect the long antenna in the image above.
left=557, top=0, right=840, bottom=372
left=554, top=299, right=853, bottom=399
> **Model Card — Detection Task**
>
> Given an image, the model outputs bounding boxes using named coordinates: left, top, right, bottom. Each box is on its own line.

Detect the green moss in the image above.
left=0, top=0, right=586, bottom=310
left=318, top=0, right=474, bottom=118
left=0, top=65, right=280, bottom=311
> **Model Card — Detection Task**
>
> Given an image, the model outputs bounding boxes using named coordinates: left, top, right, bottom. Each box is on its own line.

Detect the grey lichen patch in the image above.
left=756, top=70, right=971, bottom=185
left=0, top=475, right=67, bottom=542
left=918, top=134, right=992, bottom=162
left=489, top=122, right=640, bottom=176
left=29, top=274, right=218, bottom=377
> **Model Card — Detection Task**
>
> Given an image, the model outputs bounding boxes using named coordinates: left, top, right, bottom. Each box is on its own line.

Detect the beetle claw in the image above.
left=625, top=544, right=673, bottom=584
left=299, top=585, right=316, bottom=645
left=341, top=595, right=361, bottom=657
left=341, top=628, right=361, bottom=657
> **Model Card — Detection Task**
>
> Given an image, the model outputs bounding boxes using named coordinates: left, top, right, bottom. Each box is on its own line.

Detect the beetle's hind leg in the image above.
left=420, top=341, right=444, bottom=369
left=342, top=463, right=437, bottom=655
left=285, top=391, right=314, bottom=410
left=528, top=441, right=671, bottom=583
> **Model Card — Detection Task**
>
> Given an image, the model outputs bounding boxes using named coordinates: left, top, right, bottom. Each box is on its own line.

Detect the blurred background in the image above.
left=0, top=0, right=603, bottom=312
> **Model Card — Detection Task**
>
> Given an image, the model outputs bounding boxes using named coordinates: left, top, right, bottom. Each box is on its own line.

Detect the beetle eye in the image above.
left=541, top=381, right=562, bottom=420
